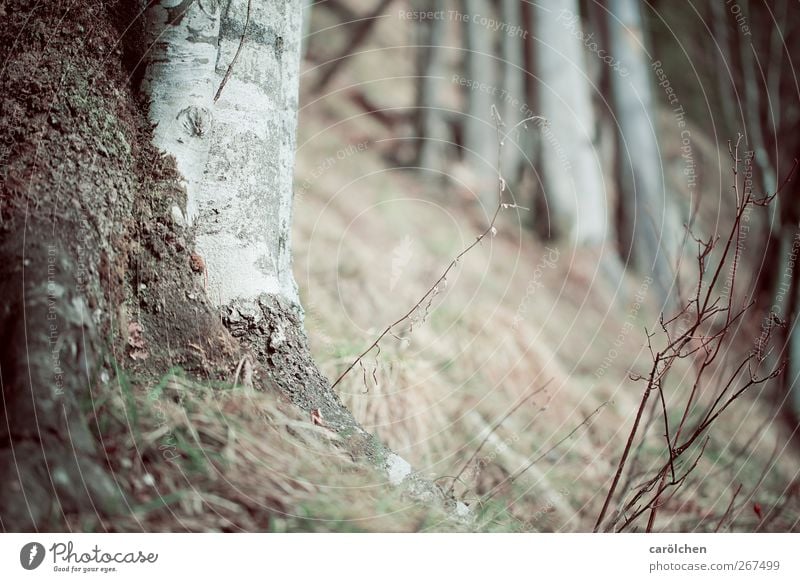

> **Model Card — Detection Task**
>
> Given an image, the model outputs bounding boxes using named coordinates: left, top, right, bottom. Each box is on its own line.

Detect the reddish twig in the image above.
left=715, top=484, right=743, bottom=532
left=595, top=136, right=791, bottom=533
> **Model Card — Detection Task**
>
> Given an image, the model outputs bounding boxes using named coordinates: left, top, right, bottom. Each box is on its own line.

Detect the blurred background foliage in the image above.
left=290, top=0, right=800, bottom=531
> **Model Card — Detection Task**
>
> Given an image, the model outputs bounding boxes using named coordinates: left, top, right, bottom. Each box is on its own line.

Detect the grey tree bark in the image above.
left=499, top=0, right=526, bottom=188
left=463, top=0, right=500, bottom=210
left=414, top=0, right=450, bottom=174
left=607, top=0, right=673, bottom=301
left=141, top=0, right=300, bottom=308
left=0, top=1, right=157, bottom=530
left=533, top=0, right=607, bottom=245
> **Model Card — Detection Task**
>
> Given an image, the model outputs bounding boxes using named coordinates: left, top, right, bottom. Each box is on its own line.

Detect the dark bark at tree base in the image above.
left=0, top=231, right=123, bottom=530
left=222, top=294, right=451, bottom=505
left=224, top=295, right=358, bottom=430
left=0, top=0, right=143, bottom=530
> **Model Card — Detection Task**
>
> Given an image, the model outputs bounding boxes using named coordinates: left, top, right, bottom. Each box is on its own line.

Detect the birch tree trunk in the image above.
left=533, top=0, right=607, bottom=245
left=141, top=0, right=300, bottom=308
left=607, top=0, right=672, bottom=300
left=500, top=0, right=526, bottom=188
left=464, top=0, right=500, bottom=209
left=414, top=0, right=450, bottom=173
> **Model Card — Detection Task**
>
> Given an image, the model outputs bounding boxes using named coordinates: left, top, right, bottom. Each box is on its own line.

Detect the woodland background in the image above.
left=0, top=0, right=799, bottom=532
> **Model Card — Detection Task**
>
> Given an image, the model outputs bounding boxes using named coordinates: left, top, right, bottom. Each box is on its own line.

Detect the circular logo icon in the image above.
left=20, top=542, right=46, bottom=570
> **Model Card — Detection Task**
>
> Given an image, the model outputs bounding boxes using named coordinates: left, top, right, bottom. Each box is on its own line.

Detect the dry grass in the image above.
left=288, top=11, right=800, bottom=531
left=292, top=109, right=799, bottom=529
left=72, top=368, right=469, bottom=532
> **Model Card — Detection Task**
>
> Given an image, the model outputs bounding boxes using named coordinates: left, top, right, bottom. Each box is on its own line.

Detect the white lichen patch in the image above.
left=385, top=453, right=412, bottom=485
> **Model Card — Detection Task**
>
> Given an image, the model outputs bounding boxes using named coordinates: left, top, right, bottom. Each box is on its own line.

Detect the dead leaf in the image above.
left=127, top=321, right=148, bottom=360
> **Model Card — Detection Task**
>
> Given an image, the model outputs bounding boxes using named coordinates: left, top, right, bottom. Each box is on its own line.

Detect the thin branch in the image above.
left=715, top=484, right=743, bottom=532
left=330, top=113, right=545, bottom=391
left=598, top=146, right=794, bottom=533
left=483, top=401, right=609, bottom=504
left=594, top=367, right=658, bottom=531
left=444, top=378, right=553, bottom=497
left=214, top=0, right=252, bottom=103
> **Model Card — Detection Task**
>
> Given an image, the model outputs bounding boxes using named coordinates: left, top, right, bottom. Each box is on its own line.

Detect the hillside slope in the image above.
left=292, top=8, right=800, bottom=531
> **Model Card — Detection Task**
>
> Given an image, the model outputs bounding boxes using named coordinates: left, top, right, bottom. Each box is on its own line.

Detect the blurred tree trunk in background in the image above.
left=708, top=0, right=800, bottom=422
left=464, top=0, right=500, bottom=210
left=533, top=0, right=607, bottom=245
left=607, top=0, right=673, bottom=303
left=709, top=0, right=738, bottom=141
left=414, top=0, right=450, bottom=174
left=737, top=0, right=800, bottom=423
left=313, top=0, right=394, bottom=93
left=778, top=146, right=800, bottom=426
left=519, top=0, right=542, bottom=206
left=790, top=251, right=800, bottom=421
left=499, top=0, right=526, bottom=191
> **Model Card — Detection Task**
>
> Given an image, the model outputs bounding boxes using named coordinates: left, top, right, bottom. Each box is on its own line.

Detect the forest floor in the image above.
left=288, top=8, right=800, bottom=531
left=74, top=7, right=800, bottom=533
left=289, top=102, right=799, bottom=532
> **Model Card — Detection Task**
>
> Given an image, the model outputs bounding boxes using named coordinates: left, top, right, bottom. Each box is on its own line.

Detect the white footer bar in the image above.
left=1, top=533, right=797, bottom=581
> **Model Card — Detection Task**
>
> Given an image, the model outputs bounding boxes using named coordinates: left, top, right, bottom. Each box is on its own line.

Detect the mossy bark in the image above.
left=0, top=0, right=231, bottom=530
left=0, top=0, right=138, bottom=529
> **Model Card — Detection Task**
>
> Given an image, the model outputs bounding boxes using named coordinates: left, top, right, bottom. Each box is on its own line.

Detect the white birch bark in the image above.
left=141, top=0, right=220, bottom=225
left=415, top=0, right=449, bottom=172
left=608, top=0, right=672, bottom=297
left=141, top=0, right=301, bottom=307
left=464, top=0, right=499, bottom=209
left=534, top=0, right=607, bottom=245
left=500, top=0, right=525, bottom=185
